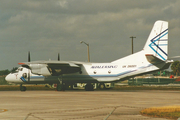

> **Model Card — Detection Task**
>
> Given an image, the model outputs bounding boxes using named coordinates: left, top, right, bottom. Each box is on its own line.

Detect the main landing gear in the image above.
left=85, top=83, right=94, bottom=91
left=56, top=83, right=66, bottom=91
left=56, top=75, right=95, bottom=91
left=98, top=83, right=106, bottom=90
left=20, top=84, right=26, bottom=91
left=57, top=76, right=66, bottom=91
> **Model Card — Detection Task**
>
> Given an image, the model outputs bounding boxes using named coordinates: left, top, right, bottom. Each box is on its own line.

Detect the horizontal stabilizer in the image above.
left=145, top=54, right=164, bottom=64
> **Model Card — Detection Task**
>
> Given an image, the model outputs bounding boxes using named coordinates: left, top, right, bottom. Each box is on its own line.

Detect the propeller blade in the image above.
left=28, top=51, right=31, bottom=62
left=58, top=53, right=60, bottom=61
left=28, top=51, right=31, bottom=82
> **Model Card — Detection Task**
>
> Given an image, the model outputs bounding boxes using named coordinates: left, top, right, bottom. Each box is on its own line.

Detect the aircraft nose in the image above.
left=5, top=74, right=16, bottom=83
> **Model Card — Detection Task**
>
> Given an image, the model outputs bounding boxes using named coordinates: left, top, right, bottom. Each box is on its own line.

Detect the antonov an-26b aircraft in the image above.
left=5, top=20, right=172, bottom=91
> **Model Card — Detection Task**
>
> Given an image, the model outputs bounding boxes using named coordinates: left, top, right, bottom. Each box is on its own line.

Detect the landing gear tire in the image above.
left=57, top=83, right=66, bottom=91
left=99, top=83, right=106, bottom=90
left=57, top=84, right=62, bottom=91
left=57, top=76, right=66, bottom=91
left=85, top=83, right=94, bottom=91
left=20, top=85, right=26, bottom=91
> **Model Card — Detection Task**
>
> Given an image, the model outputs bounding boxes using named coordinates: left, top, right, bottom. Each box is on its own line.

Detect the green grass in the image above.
left=113, top=85, right=180, bottom=91
left=0, top=76, right=9, bottom=85
left=1, top=75, right=180, bottom=91
left=1, top=85, right=180, bottom=91
left=0, top=85, right=55, bottom=91
left=140, top=106, right=180, bottom=119
left=0, top=76, right=55, bottom=91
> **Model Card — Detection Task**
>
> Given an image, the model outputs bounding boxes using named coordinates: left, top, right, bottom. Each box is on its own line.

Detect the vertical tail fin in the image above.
left=143, top=20, right=168, bottom=61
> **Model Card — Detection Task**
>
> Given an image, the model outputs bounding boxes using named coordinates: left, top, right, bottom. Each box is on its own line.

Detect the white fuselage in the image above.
left=5, top=50, right=169, bottom=84
left=5, top=20, right=171, bottom=85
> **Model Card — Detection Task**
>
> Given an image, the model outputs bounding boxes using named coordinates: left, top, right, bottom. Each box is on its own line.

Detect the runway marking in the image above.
left=24, top=105, right=146, bottom=120
left=104, top=106, right=117, bottom=120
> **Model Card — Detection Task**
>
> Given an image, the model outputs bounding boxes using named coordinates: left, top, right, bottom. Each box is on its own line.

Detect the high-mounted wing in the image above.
left=47, top=62, right=81, bottom=76
left=19, top=61, right=82, bottom=76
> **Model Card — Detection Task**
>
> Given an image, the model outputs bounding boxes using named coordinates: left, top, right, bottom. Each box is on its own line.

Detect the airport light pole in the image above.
left=80, top=41, right=90, bottom=62
left=130, top=36, right=136, bottom=54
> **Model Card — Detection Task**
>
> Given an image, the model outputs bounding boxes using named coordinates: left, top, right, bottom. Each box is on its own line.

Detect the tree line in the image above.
left=0, top=67, right=18, bottom=76
left=171, top=61, right=180, bottom=76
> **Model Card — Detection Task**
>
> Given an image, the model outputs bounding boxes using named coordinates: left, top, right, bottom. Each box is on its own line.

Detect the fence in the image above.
left=128, top=78, right=177, bottom=85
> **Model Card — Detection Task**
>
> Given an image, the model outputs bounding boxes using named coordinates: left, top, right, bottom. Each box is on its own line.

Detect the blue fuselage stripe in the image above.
left=20, top=77, right=27, bottom=82
left=63, top=64, right=153, bottom=79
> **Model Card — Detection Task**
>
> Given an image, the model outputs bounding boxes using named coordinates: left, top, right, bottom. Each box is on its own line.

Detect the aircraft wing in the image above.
left=18, top=61, right=88, bottom=76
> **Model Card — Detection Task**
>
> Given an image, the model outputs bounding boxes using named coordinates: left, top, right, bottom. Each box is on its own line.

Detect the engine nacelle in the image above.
left=29, top=64, right=51, bottom=76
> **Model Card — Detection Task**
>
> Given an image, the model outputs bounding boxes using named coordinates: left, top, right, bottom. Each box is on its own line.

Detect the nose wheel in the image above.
left=20, top=84, right=26, bottom=91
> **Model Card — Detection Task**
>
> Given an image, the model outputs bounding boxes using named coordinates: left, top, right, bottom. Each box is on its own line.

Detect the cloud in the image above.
left=58, top=0, right=68, bottom=9
left=0, top=0, right=180, bottom=70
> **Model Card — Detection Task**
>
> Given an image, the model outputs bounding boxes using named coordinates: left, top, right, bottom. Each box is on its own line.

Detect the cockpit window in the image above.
left=17, top=68, right=23, bottom=71
left=19, top=68, right=23, bottom=71
left=11, top=70, right=18, bottom=73
left=11, top=68, right=23, bottom=73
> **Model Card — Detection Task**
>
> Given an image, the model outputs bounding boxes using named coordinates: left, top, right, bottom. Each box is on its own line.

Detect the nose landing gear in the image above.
left=20, top=84, right=26, bottom=91
left=57, top=76, right=66, bottom=91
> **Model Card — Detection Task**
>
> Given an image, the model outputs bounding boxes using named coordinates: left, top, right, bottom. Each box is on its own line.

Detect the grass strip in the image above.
left=1, top=85, right=180, bottom=91
left=140, top=106, right=180, bottom=119
left=113, top=85, right=180, bottom=91
left=0, top=85, right=55, bottom=91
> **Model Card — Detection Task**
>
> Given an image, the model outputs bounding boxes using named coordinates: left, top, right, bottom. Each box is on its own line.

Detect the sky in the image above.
left=0, top=0, right=180, bottom=70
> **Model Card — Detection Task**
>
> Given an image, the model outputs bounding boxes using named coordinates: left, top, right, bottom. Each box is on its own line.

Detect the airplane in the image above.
left=5, top=20, right=173, bottom=91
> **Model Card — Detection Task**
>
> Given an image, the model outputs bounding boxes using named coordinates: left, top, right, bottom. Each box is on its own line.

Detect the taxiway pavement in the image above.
left=0, top=90, right=179, bottom=120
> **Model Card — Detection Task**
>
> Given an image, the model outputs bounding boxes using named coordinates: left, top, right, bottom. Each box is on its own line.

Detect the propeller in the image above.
left=58, top=53, right=60, bottom=61
left=28, top=51, right=31, bottom=62
left=28, top=51, right=31, bottom=82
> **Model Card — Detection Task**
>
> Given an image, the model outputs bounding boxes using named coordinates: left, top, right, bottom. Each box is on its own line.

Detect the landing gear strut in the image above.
left=20, top=84, right=26, bottom=91
left=85, top=83, right=94, bottom=91
left=57, top=76, right=66, bottom=91
left=98, top=83, right=106, bottom=90
left=57, top=83, right=66, bottom=91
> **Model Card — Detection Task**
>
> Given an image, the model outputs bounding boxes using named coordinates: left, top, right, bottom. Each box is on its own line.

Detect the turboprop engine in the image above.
left=29, top=64, right=51, bottom=76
